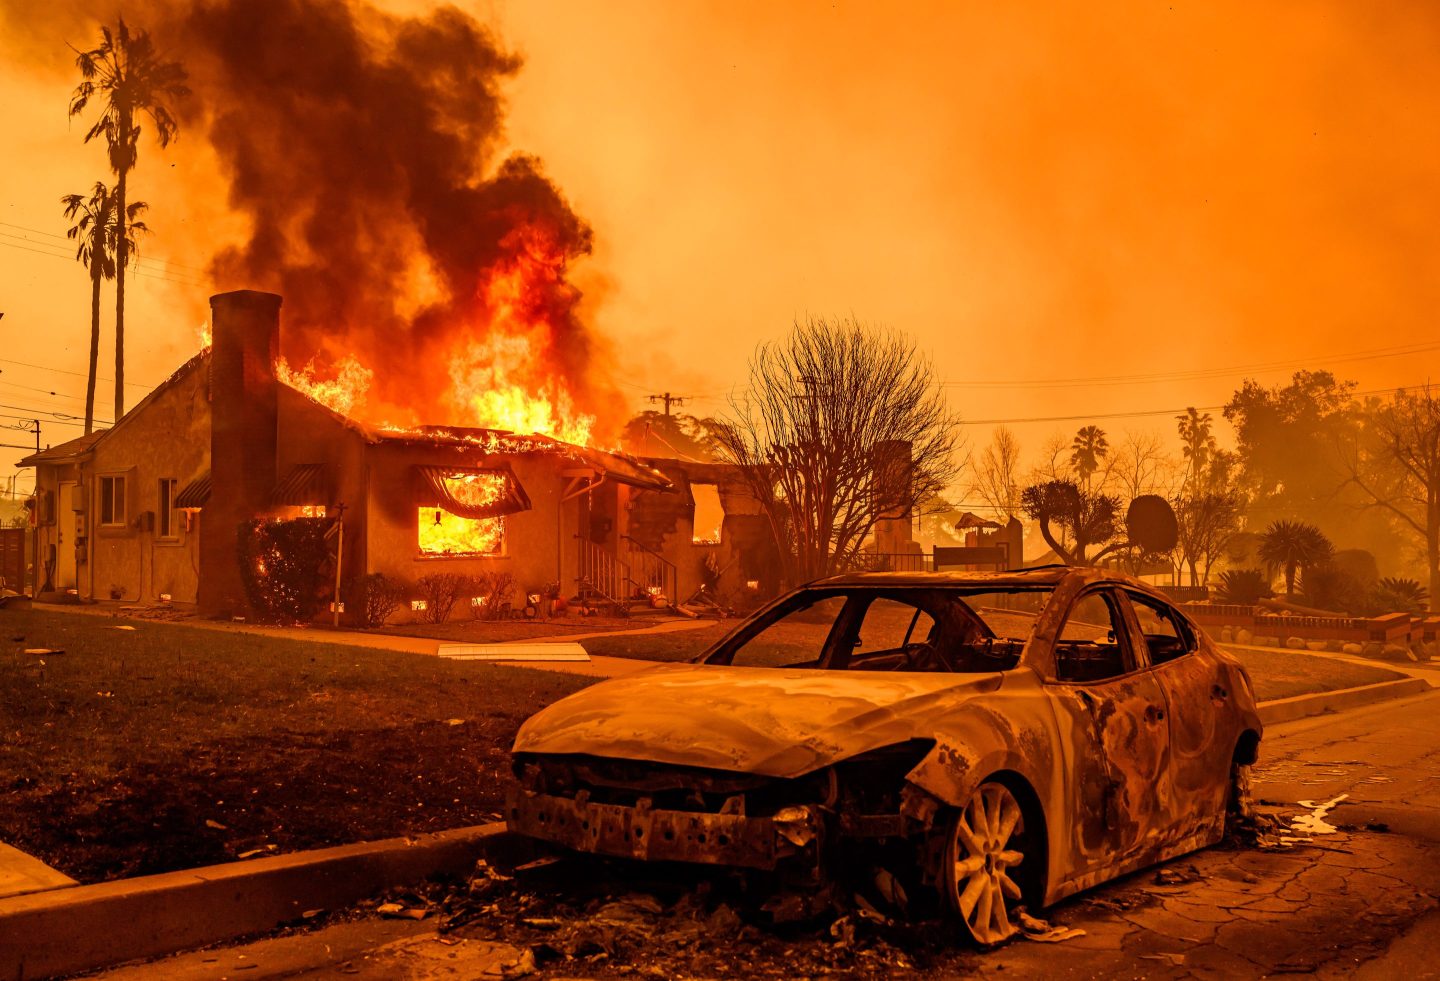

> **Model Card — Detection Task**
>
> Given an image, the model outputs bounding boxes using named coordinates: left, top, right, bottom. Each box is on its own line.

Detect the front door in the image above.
left=56, top=482, right=77, bottom=588
left=1045, top=587, right=1173, bottom=880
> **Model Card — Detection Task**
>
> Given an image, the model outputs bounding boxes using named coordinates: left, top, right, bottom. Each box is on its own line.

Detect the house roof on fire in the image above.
left=22, top=348, right=672, bottom=494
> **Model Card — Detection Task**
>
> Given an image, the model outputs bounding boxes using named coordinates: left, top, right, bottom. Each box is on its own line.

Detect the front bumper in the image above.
left=506, top=788, right=820, bottom=870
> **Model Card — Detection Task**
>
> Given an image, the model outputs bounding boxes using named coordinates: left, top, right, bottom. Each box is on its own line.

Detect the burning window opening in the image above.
left=418, top=507, right=505, bottom=557
left=691, top=482, right=723, bottom=545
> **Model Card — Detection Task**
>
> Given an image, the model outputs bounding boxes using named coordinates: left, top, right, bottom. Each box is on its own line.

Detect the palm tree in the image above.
left=69, top=18, right=188, bottom=421
left=61, top=185, right=149, bottom=435
left=1257, top=520, right=1333, bottom=597
left=1070, top=425, right=1110, bottom=490
left=1176, top=407, right=1215, bottom=493
left=61, top=184, right=116, bottom=435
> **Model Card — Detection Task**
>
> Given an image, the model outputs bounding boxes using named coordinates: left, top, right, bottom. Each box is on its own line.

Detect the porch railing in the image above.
left=575, top=537, right=631, bottom=605
left=622, top=535, right=679, bottom=602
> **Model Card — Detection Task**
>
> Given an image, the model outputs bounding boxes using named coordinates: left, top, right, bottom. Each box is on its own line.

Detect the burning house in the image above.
left=22, top=290, right=785, bottom=620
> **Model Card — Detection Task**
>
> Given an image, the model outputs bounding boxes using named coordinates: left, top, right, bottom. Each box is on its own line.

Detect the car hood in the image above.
left=511, top=664, right=1005, bottom=778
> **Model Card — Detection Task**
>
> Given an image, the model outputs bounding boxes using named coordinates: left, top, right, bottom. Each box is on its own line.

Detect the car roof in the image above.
left=807, top=565, right=1165, bottom=595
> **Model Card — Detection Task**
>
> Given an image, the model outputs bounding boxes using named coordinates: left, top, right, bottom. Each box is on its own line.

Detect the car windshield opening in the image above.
left=704, top=587, right=1053, bottom=672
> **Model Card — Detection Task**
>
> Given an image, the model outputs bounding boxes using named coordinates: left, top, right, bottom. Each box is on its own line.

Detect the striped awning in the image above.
left=271, top=463, right=332, bottom=507
left=414, top=465, right=531, bottom=520
left=175, top=472, right=212, bottom=509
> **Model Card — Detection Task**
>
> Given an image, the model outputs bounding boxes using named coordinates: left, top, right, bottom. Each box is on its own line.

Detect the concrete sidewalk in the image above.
left=0, top=845, right=74, bottom=901
left=28, top=601, right=715, bottom=678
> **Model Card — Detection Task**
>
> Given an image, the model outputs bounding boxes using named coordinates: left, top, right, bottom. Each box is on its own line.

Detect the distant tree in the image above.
left=715, top=317, right=963, bottom=583
left=1108, top=429, right=1181, bottom=502
left=70, top=17, right=188, bottom=420
left=1224, top=371, right=1358, bottom=517
left=1070, top=425, right=1110, bottom=490
left=1176, top=407, right=1217, bottom=495
left=1172, top=491, right=1243, bottom=586
left=1257, top=520, right=1334, bottom=597
left=61, top=183, right=115, bottom=436
left=1340, top=386, right=1440, bottom=602
left=1020, top=479, right=1122, bottom=565
left=971, top=425, right=1023, bottom=520
left=621, top=410, right=723, bottom=461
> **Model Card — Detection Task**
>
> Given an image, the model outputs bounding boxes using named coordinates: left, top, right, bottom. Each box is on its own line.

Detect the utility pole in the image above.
left=646, top=392, right=687, bottom=416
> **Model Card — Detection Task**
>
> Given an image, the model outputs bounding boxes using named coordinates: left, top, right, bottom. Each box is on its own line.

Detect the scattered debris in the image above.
left=22, top=648, right=62, bottom=656
left=109, top=625, right=137, bottom=631
left=1016, top=909, right=1086, bottom=943
left=205, top=819, right=229, bottom=830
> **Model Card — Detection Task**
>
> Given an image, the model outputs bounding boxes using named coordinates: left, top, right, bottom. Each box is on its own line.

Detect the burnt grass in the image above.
left=0, top=608, right=592, bottom=883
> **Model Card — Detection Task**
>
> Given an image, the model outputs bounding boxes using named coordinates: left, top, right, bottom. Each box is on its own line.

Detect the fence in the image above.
left=1182, top=601, right=1439, bottom=648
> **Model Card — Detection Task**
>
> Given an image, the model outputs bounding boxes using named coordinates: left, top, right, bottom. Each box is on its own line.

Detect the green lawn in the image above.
left=0, top=608, right=591, bottom=883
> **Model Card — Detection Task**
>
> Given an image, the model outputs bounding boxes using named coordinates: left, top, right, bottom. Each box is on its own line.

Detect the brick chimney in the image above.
left=198, top=290, right=282, bottom=617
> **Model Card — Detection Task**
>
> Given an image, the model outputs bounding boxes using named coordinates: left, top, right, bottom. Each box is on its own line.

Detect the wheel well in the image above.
left=1234, top=729, right=1261, bottom=766
left=985, top=770, right=1048, bottom=908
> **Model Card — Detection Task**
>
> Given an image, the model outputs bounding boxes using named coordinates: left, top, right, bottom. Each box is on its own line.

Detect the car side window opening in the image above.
left=1054, top=590, right=1133, bottom=683
left=1127, top=592, right=1197, bottom=665
left=723, top=595, right=850, bottom=668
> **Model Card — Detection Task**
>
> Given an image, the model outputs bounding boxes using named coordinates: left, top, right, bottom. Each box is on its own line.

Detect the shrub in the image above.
left=345, top=572, right=406, bottom=628
left=236, top=518, right=332, bottom=623
left=1215, top=568, right=1272, bottom=605
left=1331, top=549, right=1379, bottom=587
left=1299, top=564, right=1368, bottom=615
left=1369, top=577, right=1429, bottom=615
left=469, top=571, right=515, bottom=621
left=414, top=573, right=473, bottom=624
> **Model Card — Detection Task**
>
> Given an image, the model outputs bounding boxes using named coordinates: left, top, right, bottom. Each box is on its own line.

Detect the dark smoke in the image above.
left=153, top=0, right=613, bottom=429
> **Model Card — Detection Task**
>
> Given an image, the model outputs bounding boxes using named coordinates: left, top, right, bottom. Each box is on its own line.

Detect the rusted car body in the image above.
left=508, top=567, right=1263, bottom=943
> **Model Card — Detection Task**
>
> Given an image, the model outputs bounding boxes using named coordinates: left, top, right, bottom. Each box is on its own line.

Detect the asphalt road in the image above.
left=93, top=690, right=1440, bottom=980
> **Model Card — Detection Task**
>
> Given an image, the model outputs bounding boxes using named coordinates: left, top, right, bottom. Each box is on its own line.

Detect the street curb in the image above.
left=1258, top=676, right=1432, bottom=726
left=0, top=822, right=522, bottom=981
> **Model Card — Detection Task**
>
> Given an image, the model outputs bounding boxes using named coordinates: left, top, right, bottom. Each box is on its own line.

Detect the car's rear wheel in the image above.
left=938, top=780, right=1027, bottom=946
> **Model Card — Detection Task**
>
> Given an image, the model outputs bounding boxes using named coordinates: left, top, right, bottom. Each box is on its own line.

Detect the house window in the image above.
left=99, top=475, right=127, bottom=527
left=691, top=483, right=723, bottom=545
left=417, top=508, right=505, bottom=556
left=158, top=478, right=179, bottom=539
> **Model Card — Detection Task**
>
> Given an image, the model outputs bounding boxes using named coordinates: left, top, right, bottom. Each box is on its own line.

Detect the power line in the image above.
left=941, top=341, right=1440, bottom=390
left=0, top=221, right=212, bottom=273
left=0, top=236, right=211, bottom=290
left=960, top=381, right=1432, bottom=425
left=0, top=357, right=156, bottom=390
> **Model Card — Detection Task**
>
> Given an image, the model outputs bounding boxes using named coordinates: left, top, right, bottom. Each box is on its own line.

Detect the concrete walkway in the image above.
left=28, top=601, right=713, bottom=678
left=0, top=844, right=74, bottom=901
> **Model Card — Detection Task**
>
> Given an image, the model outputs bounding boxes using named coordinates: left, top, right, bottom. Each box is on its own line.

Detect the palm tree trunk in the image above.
left=113, top=163, right=128, bottom=421
left=86, top=262, right=102, bottom=434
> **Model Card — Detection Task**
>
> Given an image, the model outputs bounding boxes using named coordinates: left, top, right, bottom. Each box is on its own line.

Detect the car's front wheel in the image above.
left=938, top=780, right=1028, bottom=946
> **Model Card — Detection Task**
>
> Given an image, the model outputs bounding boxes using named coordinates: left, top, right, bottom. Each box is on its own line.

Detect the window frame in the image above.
left=157, top=477, right=179, bottom=540
left=1120, top=589, right=1198, bottom=667
left=98, top=474, right=127, bottom=528
left=1046, top=585, right=1141, bottom=685
left=415, top=505, right=508, bottom=558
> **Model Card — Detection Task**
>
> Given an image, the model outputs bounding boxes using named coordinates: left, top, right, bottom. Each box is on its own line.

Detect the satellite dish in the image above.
left=1126, top=495, right=1178, bottom=553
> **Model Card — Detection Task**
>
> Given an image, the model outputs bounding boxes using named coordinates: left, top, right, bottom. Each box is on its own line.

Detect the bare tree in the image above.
left=715, top=317, right=963, bottom=584
left=1341, top=386, right=1440, bottom=600
left=1172, top=492, right=1243, bottom=586
left=971, top=425, right=1023, bottom=520
left=1107, top=429, right=1182, bottom=502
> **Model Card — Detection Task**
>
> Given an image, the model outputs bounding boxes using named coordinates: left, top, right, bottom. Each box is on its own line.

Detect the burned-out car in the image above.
left=507, top=567, right=1263, bottom=944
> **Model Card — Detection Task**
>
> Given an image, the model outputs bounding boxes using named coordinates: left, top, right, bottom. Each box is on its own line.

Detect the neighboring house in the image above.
left=22, top=290, right=792, bottom=619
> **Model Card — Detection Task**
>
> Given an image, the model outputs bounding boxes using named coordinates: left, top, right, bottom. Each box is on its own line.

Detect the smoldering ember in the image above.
left=2, top=3, right=1440, bottom=980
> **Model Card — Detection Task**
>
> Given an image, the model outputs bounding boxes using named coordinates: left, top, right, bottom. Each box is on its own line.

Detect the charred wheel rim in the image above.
left=944, top=781, right=1025, bottom=945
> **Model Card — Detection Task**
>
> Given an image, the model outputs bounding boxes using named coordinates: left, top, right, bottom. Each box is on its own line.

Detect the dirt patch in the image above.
left=0, top=608, right=592, bottom=882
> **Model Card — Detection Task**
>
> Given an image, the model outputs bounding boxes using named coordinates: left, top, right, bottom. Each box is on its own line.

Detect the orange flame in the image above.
left=417, top=472, right=507, bottom=555
left=276, top=356, right=374, bottom=418
left=270, top=223, right=597, bottom=445
left=198, top=320, right=212, bottom=350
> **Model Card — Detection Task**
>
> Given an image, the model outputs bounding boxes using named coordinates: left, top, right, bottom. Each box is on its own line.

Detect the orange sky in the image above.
left=3, top=0, right=1440, bottom=492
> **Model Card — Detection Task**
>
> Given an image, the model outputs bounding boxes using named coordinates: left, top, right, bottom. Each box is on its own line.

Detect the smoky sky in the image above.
left=147, top=0, right=608, bottom=425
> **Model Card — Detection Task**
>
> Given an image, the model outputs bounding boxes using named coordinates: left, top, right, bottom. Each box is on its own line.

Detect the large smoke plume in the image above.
left=153, top=0, right=616, bottom=436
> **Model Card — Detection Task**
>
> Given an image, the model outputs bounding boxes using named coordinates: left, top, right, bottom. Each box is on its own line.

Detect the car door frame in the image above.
left=1115, top=588, right=1233, bottom=840
left=1039, top=584, right=1176, bottom=889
